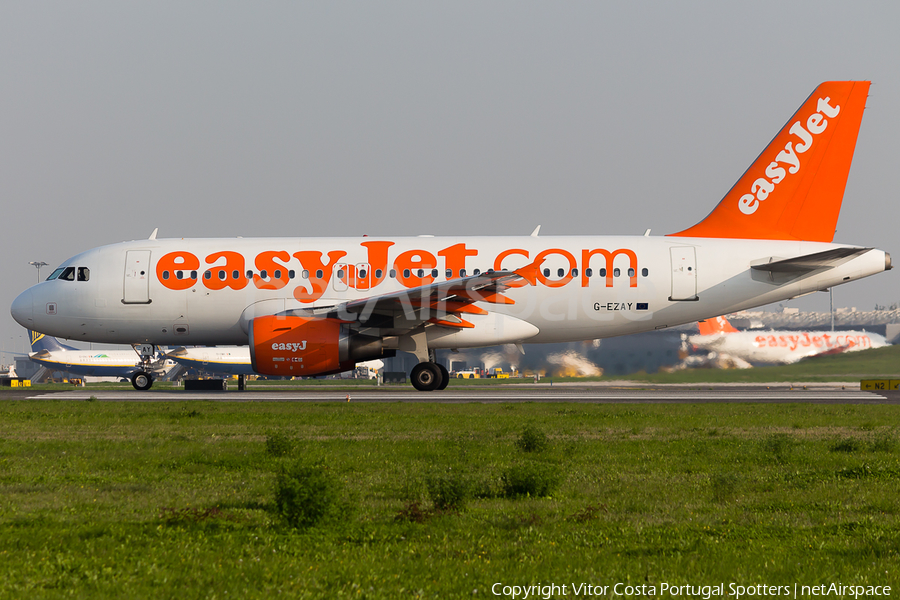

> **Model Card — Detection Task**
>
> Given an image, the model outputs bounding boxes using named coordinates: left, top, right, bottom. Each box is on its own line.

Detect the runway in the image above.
left=23, top=383, right=897, bottom=403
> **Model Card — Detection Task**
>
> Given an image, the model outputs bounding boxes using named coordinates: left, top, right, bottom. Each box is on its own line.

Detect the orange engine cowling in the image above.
left=250, top=315, right=392, bottom=377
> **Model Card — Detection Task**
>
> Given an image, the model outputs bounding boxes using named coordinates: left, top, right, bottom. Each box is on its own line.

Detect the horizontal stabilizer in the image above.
left=751, top=247, right=872, bottom=274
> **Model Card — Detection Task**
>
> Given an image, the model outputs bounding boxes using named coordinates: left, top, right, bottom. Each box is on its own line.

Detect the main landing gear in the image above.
left=130, top=343, right=157, bottom=391
left=410, top=361, right=450, bottom=392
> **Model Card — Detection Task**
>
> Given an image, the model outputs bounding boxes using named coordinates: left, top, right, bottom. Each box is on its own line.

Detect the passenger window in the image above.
left=557, top=268, right=565, bottom=278
left=460, top=269, right=467, bottom=277
left=628, top=268, right=635, bottom=277
left=246, top=270, right=253, bottom=279
left=218, top=270, right=226, bottom=280
left=403, top=269, right=411, bottom=278
left=260, top=270, right=268, bottom=279
left=232, top=270, right=240, bottom=280
left=572, top=269, right=578, bottom=277
left=431, top=269, right=438, bottom=278
left=359, top=269, right=367, bottom=278
left=416, top=269, right=424, bottom=278
left=474, top=269, right=481, bottom=275
left=642, top=268, right=649, bottom=277
left=162, top=271, right=170, bottom=280
left=315, top=269, right=323, bottom=279
left=176, top=271, right=183, bottom=280
left=289, top=270, right=295, bottom=279
left=274, top=269, right=282, bottom=279
left=77, top=267, right=90, bottom=281
left=599, top=269, right=607, bottom=277
left=614, top=268, right=620, bottom=277
left=191, top=271, right=197, bottom=280
left=390, top=269, right=397, bottom=278
left=302, top=270, right=309, bottom=279
left=204, top=271, right=212, bottom=280
left=375, top=269, right=383, bottom=279
left=445, top=269, right=452, bottom=278
left=543, top=268, right=550, bottom=277
left=586, top=268, right=593, bottom=277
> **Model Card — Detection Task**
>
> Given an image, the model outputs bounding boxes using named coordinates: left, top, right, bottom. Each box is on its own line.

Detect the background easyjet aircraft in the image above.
left=10, top=81, right=891, bottom=390
left=689, top=316, right=888, bottom=364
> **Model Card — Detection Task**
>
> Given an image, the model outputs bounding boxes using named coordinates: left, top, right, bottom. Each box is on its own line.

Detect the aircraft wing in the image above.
left=751, top=247, right=873, bottom=274
left=283, top=258, right=542, bottom=330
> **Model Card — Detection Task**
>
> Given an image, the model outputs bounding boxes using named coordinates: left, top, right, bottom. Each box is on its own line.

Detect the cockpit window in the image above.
left=46, top=267, right=66, bottom=281
left=77, top=267, right=90, bottom=281
left=59, top=267, right=76, bottom=281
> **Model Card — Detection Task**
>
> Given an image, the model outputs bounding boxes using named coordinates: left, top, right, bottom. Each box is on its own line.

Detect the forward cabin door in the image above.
left=123, top=250, right=151, bottom=304
left=669, top=246, right=698, bottom=301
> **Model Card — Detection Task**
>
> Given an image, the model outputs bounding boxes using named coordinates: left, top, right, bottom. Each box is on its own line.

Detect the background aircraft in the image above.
left=27, top=330, right=174, bottom=389
left=688, top=316, right=888, bottom=364
left=9, top=82, right=891, bottom=391
left=165, top=346, right=383, bottom=379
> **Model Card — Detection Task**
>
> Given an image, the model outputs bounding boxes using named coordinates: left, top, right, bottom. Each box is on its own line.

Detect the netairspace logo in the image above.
left=490, top=582, right=893, bottom=599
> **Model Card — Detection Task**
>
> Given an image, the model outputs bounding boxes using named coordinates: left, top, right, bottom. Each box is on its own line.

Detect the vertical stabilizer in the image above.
left=697, top=316, right=739, bottom=336
left=29, top=330, right=78, bottom=353
left=670, top=81, right=870, bottom=242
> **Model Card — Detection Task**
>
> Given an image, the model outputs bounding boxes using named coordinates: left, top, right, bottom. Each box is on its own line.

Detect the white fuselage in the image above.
left=10, top=235, right=889, bottom=349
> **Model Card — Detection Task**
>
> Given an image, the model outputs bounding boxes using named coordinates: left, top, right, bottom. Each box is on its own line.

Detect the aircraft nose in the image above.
left=10, top=288, right=34, bottom=328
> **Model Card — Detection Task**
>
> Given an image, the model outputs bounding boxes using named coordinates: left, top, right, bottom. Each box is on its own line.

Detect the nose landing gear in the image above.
left=130, top=343, right=157, bottom=391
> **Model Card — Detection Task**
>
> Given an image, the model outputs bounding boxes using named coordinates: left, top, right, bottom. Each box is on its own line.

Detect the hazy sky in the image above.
left=2, top=1, right=898, bottom=357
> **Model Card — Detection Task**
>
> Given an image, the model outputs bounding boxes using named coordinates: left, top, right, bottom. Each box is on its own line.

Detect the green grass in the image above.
left=1, top=400, right=898, bottom=598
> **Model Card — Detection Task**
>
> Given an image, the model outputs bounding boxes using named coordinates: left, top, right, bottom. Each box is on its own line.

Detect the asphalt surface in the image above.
left=4, top=382, right=898, bottom=403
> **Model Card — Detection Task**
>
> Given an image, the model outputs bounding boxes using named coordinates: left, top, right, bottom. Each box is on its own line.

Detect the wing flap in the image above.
left=279, top=257, right=543, bottom=331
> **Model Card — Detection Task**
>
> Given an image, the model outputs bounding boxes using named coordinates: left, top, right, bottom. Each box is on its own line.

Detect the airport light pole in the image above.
left=29, top=261, right=49, bottom=283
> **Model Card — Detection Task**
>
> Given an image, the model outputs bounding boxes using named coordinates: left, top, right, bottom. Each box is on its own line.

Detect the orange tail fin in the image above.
left=670, top=81, right=870, bottom=242
left=697, top=316, right=739, bottom=336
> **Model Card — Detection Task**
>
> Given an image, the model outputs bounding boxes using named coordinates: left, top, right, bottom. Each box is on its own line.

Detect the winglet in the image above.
left=513, top=257, right=544, bottom=286
left=670, top=81, right=870, bottom=242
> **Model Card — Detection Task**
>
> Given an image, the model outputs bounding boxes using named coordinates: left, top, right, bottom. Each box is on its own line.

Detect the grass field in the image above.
left=1, top=397, right=898, bottom=598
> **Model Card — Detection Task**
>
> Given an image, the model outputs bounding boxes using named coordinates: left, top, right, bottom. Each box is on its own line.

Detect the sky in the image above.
left=1, top=1, right=898, bottom=358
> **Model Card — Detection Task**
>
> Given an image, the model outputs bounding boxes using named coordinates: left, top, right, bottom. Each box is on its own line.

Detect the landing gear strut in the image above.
left=131, top=343, right=157, bottom=391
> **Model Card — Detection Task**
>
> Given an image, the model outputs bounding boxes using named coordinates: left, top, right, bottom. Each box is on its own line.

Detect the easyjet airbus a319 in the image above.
left=10, top=82, right=891, bottom=390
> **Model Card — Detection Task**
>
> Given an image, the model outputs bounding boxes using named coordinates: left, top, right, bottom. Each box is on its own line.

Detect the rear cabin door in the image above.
left=669, top=246, right=698, bottom=301
left=123, top=250, right=151, bottom=304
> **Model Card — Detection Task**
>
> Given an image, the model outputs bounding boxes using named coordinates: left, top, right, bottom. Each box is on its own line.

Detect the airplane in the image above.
left=688, top=315, right=888, bottom=364
left=25, top=330, right=174, bottom=388
left=164, top=346, right=255, bottom=376
left=164, top=345, right=384, bottom=379
left=10, top=81, right=891, bottom=391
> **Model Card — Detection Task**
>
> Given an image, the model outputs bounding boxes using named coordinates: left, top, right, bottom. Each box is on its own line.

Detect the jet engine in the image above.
left=250, top=315, right=393, bottom=377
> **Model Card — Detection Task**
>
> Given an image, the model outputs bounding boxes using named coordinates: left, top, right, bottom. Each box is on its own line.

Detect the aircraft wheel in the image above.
left=131, top=371, right=153, bottom=391
left=437, top=364, right=450, bottom=390
left=410, top=362, right=442, bottom=392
